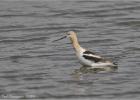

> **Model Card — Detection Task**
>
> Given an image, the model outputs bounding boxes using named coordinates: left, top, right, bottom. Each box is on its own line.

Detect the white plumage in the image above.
left=66, top=31, right=117, bottom=69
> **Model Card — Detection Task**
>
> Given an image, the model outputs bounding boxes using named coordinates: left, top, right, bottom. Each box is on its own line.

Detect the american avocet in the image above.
left=55, top=31, right=117, bottom=69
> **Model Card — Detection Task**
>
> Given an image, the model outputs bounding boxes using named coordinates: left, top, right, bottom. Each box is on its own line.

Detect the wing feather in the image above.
left=83, top=51, right=105, bottom=63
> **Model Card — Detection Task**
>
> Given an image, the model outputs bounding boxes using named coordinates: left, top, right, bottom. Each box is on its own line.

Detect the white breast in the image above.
left=76, top=49, right=93, bottom=67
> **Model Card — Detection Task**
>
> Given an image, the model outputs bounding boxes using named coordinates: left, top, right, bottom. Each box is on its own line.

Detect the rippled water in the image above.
left=0, top=0, right=140, bottom=99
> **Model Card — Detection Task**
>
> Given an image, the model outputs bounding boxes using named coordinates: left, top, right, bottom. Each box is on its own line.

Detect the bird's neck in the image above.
left=70, top=36, right=81, bottom=52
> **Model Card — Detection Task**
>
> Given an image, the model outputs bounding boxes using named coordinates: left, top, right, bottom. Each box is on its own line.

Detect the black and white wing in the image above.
left=82, top=50, right=106, bottom=63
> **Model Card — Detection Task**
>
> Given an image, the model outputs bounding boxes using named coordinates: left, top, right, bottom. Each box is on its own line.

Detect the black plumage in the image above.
left=83, top=51, right=105, bottom=63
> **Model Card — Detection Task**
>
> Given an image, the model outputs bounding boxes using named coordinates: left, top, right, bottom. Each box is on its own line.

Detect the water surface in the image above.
left=0, top=0, right=140, bottom=99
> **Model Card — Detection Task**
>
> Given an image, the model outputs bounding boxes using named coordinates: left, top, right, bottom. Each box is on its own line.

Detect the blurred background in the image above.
left=0, top=0, right=139, bottom=99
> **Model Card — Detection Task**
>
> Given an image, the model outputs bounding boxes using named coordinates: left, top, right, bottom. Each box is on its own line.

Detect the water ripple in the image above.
left=0, top=0, right=139, bottom=99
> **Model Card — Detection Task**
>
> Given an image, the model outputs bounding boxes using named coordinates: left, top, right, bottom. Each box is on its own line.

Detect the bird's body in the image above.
left=67, top=31, right=117, bottom=68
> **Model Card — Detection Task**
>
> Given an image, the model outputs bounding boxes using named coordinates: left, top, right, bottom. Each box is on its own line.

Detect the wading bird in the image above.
left=54, top=31, right=117, bottom=70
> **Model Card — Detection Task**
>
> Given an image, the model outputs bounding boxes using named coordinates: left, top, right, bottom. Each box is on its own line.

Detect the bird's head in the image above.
left=66, top=31, right=77, bottom=41
left=53, top=31, right=77, bottom=42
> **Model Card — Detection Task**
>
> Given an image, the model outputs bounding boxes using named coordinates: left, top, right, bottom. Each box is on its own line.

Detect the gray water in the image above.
left=0, top=0, right=140, bottom=99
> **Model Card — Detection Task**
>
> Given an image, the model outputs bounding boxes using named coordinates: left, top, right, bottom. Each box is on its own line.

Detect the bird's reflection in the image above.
left=72, top=65, right=118, bottom=80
